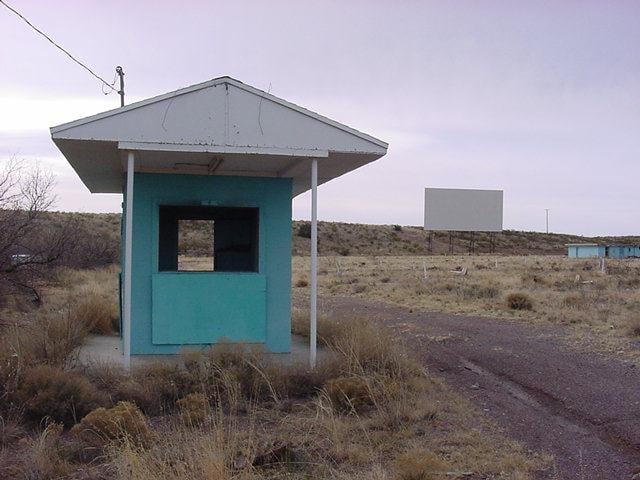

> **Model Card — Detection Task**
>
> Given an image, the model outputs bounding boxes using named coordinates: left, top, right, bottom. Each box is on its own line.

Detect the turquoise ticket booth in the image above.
left=50, top=77, right=388, bottom=367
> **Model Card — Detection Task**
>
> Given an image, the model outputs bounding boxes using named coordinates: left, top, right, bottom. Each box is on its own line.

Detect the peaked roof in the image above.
left=51, top=76, right=388, bottom=195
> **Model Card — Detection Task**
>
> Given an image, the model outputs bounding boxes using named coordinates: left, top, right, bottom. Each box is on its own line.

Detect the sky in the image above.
left=1, top=0, right=638, bottom=236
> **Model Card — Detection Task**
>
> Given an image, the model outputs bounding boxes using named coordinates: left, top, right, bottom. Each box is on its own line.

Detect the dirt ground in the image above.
left=294, top=293, right=640, bottom=480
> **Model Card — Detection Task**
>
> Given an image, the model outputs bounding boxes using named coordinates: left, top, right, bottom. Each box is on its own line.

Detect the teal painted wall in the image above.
left=568, top=244, right=640, bottom=259
left=123, top=173, right=292, bottom=354
left=567, top=245, right=605, bottom=258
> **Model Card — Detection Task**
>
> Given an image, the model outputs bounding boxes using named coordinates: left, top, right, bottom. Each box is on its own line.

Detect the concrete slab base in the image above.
left=76, top=334, right=325, bottom=369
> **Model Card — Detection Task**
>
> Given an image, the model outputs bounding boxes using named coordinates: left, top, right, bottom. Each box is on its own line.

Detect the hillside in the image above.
left=38, top=211, right=640, bottom=259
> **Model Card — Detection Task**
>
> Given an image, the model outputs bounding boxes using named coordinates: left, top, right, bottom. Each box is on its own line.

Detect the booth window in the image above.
left=159, top=206, right=258, bottom=272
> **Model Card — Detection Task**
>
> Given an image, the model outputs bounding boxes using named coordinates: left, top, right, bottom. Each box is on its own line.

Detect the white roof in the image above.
left=50, top=76, right=388, bottom=196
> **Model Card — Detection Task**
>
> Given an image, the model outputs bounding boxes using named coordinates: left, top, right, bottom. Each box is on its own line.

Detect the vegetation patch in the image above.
left=71, top=401, right=152, bottom=449
left=506, top=292, right=533, bottom=311
left=18, top=365, right=103, bottom=428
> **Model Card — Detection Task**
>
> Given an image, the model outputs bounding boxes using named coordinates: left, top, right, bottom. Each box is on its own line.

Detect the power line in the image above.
left=0, top=0, right=116, bottom=92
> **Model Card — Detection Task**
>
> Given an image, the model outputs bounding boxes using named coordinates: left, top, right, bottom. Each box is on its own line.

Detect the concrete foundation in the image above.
left=76, top=334, right=324, bottom=369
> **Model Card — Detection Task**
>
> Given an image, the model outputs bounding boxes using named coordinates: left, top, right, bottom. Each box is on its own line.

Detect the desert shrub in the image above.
left=562, top=294, right=584, bottom=309
left=295, top=278, right=308, bottom=288
left=297, top=223, right=311, bottom=238
left=617, top=276, right=640, bottom=289
left=394, top=449, right=452, bottom=480
left=277, top=365, right=332, bottom=399
left=111, top=427, right=229, bottom=480
left=291, top=308, right=345, bottom=346
left=393, top=224, right=402, bottom=232
left=181, top=345, right=279, bottom=407
left=338, top=246, right=351, bottom=256
left=0, top=309, right=89, bottom=387
left=506, top=292, right=533, bottom=311
left=71, top=401, right=152, bottom=449
left=521, top=273, right=548, bottom=286
left=18, top=365, right=102, bottom=428
left=380, top=276, right=391, bottom=283
left=205, top=344, right=278, bottom=403
left=83, top=364, right=157, bottom=414
left=353, top=284, right=368, bottom=294
left=625, top=315, right=640, bottom=337
left=132, top=363, right=196, bottom=415
left=69, top=290, right=119, bottom=334
left=177, top=393, right=211, bottom=426
left=460, top=283, right=499, bottom=300
left=327, top=319, right=421, bottom=380
left=0, top=414, right=24, bottom=448
left=324, top=376, right=373, bottom=413
left=24, top=423, right=72, bottom=480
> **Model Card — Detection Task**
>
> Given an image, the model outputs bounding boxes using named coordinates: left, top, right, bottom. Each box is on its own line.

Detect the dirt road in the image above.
left=298, top=295, right=640, bottom=480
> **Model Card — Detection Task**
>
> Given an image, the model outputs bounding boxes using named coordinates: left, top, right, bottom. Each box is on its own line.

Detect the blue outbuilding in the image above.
left=567, top=243, right=640, bottom=259
left=50, top=77, right=388, bottom=367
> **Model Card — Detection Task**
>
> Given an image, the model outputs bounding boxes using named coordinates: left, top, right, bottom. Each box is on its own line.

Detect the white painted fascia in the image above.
left=117, top=141, right=330, bottom=158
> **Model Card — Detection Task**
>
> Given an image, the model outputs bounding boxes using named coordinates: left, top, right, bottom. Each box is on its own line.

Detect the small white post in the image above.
left=310, top=158, right=318, bottom=369
left=123, top=151, right=135, bottom=370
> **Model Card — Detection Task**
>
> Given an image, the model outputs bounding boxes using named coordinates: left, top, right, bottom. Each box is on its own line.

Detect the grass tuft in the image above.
left=506, top=292, right=533, bottom=311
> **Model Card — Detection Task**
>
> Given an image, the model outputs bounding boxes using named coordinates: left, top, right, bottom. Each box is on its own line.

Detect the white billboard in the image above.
left=424, top=188, right=503, bottom=232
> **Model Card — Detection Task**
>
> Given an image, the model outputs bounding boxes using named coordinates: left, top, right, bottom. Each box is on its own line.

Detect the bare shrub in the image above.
left=506, top=292, right=533, bottom=311
left=393, top=449, right=451, bottom=480
left=294, top=277, right=308, bottom=288
left=71, top=401, right=152, bottom=450
left=0, top=160, right=78, bottom=303
left=18, top=365, right=102, bottom=428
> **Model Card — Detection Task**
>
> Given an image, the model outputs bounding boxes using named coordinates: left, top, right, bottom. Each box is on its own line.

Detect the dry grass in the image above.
left=69, top=290, right=119, bottom=334
left=0, top=264, right=551, bottom=479
left=293, top=255, right=640, bottom=362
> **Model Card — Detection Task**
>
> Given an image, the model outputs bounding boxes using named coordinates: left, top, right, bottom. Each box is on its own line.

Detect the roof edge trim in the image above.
left=118, top=141, right=330, bottom=157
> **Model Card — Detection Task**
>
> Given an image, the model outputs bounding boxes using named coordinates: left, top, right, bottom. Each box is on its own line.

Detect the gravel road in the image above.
left=299, top=295, right=640, bottom=480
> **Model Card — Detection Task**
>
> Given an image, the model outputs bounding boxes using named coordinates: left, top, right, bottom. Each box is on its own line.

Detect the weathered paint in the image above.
left=50, top=77, right=388, bottom=196
left=151, top=273, right=267, bottom=344
left=567, top=244, right=605, bottom=258
left=567, top=244, right=640, bottom=259
left=124, top=172, right=292, bottom=355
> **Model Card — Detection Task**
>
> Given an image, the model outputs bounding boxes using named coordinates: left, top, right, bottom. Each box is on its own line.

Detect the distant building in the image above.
left=567, top=243, right=640, bottom=259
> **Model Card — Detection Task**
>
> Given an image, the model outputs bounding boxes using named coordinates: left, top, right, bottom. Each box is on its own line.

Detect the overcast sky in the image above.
left=1, top=0, right=638, bottom=235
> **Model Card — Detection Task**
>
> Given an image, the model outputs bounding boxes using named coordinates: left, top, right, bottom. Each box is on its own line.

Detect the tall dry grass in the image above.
left=292, top=255, right=640, bottom=361
left=1, top=264, right=547, bottom=479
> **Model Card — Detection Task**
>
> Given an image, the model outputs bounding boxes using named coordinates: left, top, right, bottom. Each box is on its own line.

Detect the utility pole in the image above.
left=545, top=208, right=550, bottom=234
left=116, top=66, right=125, bottom=107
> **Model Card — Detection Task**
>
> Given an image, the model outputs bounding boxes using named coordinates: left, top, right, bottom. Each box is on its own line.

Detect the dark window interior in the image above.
left=159, top=205, right=259, bottom=272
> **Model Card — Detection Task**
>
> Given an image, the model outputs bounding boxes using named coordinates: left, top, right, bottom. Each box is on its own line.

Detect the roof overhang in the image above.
left=50, top=76, right=388, bottom=196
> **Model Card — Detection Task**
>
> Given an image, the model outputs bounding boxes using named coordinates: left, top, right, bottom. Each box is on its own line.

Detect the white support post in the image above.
left=310, top=159, right=318, bottom=369
left=123, top=152, right=135, bottom=370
